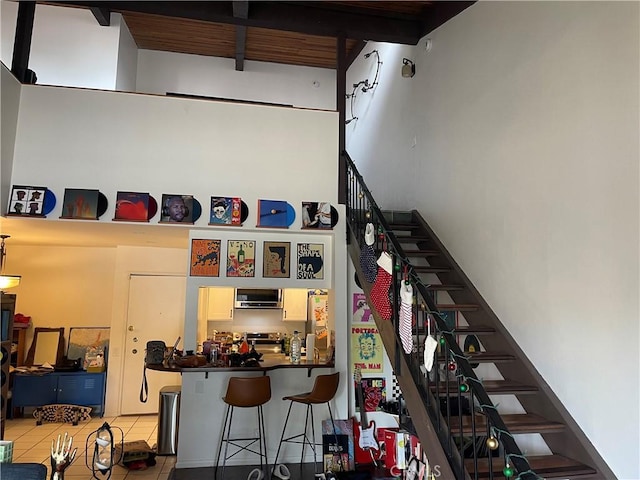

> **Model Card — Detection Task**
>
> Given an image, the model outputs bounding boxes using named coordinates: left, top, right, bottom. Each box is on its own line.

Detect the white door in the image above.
left=120, top=274, right=185, bottom=415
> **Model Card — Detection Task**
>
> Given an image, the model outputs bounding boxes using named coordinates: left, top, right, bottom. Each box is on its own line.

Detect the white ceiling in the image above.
left=0, top=215, right=191, bottom=249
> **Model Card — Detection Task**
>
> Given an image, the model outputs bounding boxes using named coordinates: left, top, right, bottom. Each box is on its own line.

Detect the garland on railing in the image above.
left=344, top=153, right=544, bottom=480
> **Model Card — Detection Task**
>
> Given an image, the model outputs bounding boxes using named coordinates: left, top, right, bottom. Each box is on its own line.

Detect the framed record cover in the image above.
left=7, top=185, right=46, bottom=217
left=60, top=188, right=101, bottom=220
left=263, top=241, right=291, bottom=278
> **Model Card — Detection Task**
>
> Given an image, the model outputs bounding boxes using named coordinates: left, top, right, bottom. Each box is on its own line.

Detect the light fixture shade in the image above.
left=0, top=275, right=21, bottom=289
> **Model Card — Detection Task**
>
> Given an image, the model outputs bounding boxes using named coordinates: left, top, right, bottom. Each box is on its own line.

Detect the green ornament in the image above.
left=439, top=337, right=446, bottom=346
left=459, top=382, right=469, bottom=393
left=394, top=264, right=401, bottom=272
left=503, top=465, right=514, bottom=478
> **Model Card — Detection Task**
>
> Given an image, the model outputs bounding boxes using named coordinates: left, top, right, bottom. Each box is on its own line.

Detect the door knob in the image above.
left=132, top=349, right=138, bottom=354
left=128, top=326, right=134, bottom=331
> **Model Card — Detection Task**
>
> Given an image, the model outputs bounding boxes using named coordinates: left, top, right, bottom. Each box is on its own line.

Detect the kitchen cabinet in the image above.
left=12, top=371, right=106, bottom=416
left=282, top=289, right=308, bottom=321
left=207, top=287, right=235, bottom=320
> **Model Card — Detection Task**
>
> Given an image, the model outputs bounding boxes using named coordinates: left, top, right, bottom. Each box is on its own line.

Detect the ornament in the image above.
left=365, top=211, right=371, bottom=219
left=379, top=233, right=385, bottom=241
left=459, top=382, right=469, bottom=393
left=394, top=264, right=401, bottom=272
left=503, top=464, right=514, bottom=478
left=439, top=337, right=446, bottom=346
left=358, top=192, right=364, bottom=199
left=486, top=436, right=499, bottom=450
left=447, top=361, right=457, bottom=371
left=404, top=280, right=410, bottom=285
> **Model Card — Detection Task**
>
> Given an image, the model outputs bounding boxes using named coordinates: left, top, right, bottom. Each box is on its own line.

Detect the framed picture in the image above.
left=227, top=240, right=255, bottom=277
left=302, top=201, right=334, bottom=229
left=67, top=327, right=110, bottom=370
left=257, top=199, right=294, bottom=228
left=7, top=185, right=46, bottom=217
left=160, top=194, right=194, bottom=224
left=297, top=243, right=324, bottom=279
left=263, top=241, right=291, bottom=278
left=60, top=188, right=100, bottom=219
left=210, top=197, right=242, bottom=225
left=114, top=191, right=150, bottom=222
left=190, top=239, right=221, bottom=277
left=352, top=293, right=373, bottom=323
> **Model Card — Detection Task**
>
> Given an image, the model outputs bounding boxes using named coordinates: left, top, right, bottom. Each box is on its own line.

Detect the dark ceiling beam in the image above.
left=233, top=1, right=248, bottom=71
left=346, top=40, right=367, bottom=68
left=52, top=1, right=423, bottom=44
left=11, top=1, right=36, bottom=83
left=90, top=6, right=111, bottom=26
left=419, top=1, right=475, bottom=37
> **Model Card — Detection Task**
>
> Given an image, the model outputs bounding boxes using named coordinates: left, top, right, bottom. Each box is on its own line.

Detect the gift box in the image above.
left=0, top=441, right=14, bottom=463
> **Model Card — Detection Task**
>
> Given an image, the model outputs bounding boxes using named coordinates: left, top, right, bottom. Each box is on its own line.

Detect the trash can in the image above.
left=157, top=385, right=181, bottom=455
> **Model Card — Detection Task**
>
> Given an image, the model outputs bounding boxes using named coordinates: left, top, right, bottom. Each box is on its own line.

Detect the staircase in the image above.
left=344, top=154, right=615, bottom=480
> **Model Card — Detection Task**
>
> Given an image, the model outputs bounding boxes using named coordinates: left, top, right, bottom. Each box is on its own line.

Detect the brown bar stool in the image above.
left=272, top=372, right=341, bottom=475
left=215, top=376, right=271, bottom=480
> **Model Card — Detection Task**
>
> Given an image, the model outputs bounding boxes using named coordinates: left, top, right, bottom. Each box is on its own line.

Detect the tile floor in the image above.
left=3, top=414, right=175, bottom=480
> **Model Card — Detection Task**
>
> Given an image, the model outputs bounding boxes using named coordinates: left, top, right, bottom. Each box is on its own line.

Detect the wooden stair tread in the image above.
left=412, top=266, right=450, bottom=273
left=466, top=454, right=597, bottom=479
left=424, top=284, right=465, bottom=291
left=416, top=325, right=495, bottom=335
left=430, top=380, right=538, bottom=395
left=395, top=236, right=431, bottom=242
left=403, top=249, right=440, bottom=257
left=450, top=413, right=565, bottom=435
left=436, top=351, right=516, bottom=363
left=387, top=223, right=420, bottom=230
left=436, top=303, right=479, bottom=311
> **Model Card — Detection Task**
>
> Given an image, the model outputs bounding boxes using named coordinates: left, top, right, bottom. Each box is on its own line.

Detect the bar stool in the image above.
left=272, top=372, right=341, bottom=475
left=215, top=376, right=271, bottom=480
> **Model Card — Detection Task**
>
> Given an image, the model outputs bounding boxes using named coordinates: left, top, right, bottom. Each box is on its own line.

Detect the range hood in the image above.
left=235, top=288, right=283, bottom=309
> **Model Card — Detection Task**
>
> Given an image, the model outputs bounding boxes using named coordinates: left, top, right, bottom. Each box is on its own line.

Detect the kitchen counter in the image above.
left=146, top=353, right=334, bottom=376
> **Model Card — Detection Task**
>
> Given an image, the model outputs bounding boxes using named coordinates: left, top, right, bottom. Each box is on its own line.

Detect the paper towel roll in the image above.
left=305, top=334, right=315, bottom=358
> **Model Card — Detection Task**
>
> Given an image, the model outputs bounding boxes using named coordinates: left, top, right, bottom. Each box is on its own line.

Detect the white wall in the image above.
left=1, top=64, right=20, bottom=212
left=11, top=85, right=339, bottom=222
left=1, top=2, right=120, bottom=89
left=347, top=2, right=639, bottom=478
left=115, top=14, right=137, bottom=92
left=136, top=49, right=336, bottom=110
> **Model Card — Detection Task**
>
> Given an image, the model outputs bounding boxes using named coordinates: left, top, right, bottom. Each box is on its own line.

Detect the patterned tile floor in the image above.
left=3, top=414, right=175, bottom=480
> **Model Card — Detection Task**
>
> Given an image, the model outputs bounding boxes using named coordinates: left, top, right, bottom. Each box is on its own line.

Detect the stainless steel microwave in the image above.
left=235, top=288, right=283, bottom=309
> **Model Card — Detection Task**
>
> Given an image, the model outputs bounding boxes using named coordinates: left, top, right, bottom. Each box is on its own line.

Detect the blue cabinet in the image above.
left=12, top=371, right=106, bottom=416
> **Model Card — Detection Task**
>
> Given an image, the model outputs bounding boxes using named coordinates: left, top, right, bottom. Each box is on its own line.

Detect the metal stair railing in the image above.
left=344, top=151, right=541, bottom=480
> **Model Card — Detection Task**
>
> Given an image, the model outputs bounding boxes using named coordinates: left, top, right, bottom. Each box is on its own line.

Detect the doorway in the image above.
left=120, top=274, right=185, bottom=415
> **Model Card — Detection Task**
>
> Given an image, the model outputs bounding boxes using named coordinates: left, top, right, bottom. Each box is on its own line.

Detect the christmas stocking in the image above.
left=423, top=314, right=439, bottom=372
left=370, top=251, right=393, bottom=320
left=399, top=282, right=414, bottom=354
left=359, top=223, right=378, bottom=283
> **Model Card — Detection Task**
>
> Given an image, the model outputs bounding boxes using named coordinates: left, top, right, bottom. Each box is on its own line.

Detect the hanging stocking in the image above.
left=399, top=282, right=414, bottom=354
left=359, top=223, right=378, bottom=283
left=423, top=314, right=438, bottom=373
left=370, top=251, right=393, bottom=320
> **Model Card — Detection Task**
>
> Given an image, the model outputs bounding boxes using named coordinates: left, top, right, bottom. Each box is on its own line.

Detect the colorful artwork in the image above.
left=257, top=199, right=294, bottom=228
left=160, top=194, right=194, bottom=223
left=263, top=241, right=290, bottom=278
left=7, top=185, right=46, bottom=217
left=61, top=188, right=99, bottom=219
left=227, top=240, right=255, bottom=277
left=210, top=197, right=242, bottom=225
left=67, top=327, right=110, bottom=370
left=302, top=201, right=333, bottom=229
left=352, top=293, right=373, bottom=323
left=355, top=377, right=386, bottom=413
left=322, top=419, right=355, bottom=472
left=114, top=191, right=149, bottom=222
left=190, top=239, right=221, bottom=277
left=297, top=243, right=324, bottom=279
left=351, top=325, right=383, bottom=373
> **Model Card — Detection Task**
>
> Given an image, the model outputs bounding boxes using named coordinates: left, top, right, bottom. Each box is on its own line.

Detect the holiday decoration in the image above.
left=503, top=463, right=514, bottom=478
left=370, top=251, right=393, bottom=320
left=399, top=282, right=414, bottom=354
left=486, top=436, right=499, bottom=450
left=459, top=382, right=469, bottom=393
left=359, top=223, right=378, bottom=283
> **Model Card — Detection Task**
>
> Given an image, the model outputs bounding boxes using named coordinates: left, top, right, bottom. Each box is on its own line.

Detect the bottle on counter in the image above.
left=239, top=332, right=250, bottom=354
left=290, top=331, right=301, bottom=365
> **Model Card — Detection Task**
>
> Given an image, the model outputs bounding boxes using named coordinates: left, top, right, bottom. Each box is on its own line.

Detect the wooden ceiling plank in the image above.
left=53, top=1, right=423, bottom=44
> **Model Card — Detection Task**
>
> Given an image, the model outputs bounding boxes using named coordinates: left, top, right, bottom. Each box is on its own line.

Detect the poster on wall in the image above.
left=227, top=240, right=255, bottom=277
left=297, top=243, right=324, bottom=280
left=209, top=196, right=246, bottom=226
left=190, top=239, right=221, bottom=277
left=263, top=241, right=290, bottom=278
left=350, top=325, right=383, bottom=373
left=355, top=377, right=386, bottom=413
left=352, top=293, right=373, bottom=323
left=67, top=327, right=110, bottom=371
left=7, top=185, right=47, bottom=217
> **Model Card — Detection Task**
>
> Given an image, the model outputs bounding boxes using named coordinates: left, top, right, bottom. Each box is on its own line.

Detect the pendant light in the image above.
left=0, top=235, right=21, bottom=290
